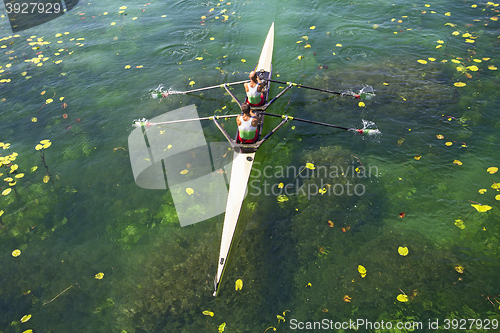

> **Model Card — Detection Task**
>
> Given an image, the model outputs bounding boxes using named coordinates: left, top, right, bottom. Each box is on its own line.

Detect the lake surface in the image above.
left=1, top=0, right=499, bottom=332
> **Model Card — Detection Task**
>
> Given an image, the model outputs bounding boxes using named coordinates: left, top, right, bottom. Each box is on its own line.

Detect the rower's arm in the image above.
left=257, top=80, right=266, bottom=92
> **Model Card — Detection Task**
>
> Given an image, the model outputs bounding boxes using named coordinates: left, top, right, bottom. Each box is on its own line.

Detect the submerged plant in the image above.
left=35, top=139, right=52, bottom=183
left=264, top=310, right=290, bottom=332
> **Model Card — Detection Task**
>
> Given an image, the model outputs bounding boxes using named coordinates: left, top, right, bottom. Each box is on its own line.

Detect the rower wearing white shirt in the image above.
left=244, top=71, right=266, bottom=106
left=236, top=103, right=260, bottom=143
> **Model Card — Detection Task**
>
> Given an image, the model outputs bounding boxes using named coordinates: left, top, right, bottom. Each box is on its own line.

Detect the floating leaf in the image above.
left=240, top=59, right=246, bottom=63
left=305, top=163, right=315, bottom=170
left=186, top=188, right=194, bottom=195
left=455, top=264, right=464, bottom=273
left=454, top=82, right=466, bottom=87
left=455, top=219, right=465, bottom=229
left=124, top=65, right=131, bottom=69
left=12, top=249, right=21, bottom=257
left=328, top=220, right=334, bottom=227
left=43, top=175, right=50, bottom=183
left=22, top=329, right=33, bottom=333
left=343, top=295, right=352, bottom=302
left=492, top=183, right=500, bottom=190
left=453, top=160, right=463, bottom=165
left=487, top=167, right=498, bottom=174
left=46, top=98, right=53, bottom=104
left=398, top=246, right=409, bottom=256
left=41, top=140, right=51, bottom=148
left=495, top=195, right=500, bottom=201
left=436, top=134, right=444, bottom=139
left=428, top=57, right=436, bottom=62
left=235, top=279, right=243, bottom=291
left=195, top=57, right=203, bottom=60
left=277, top=194, right=288, bottom=203
left=31, top=117, right=37, bottom=122
left=417, top=59, right=428, bottom=64
left=358, top=102, right=365, bottom=107
left=202, top=310, right=214, bottom=317
left=31, top=166, right=38, bottom=172
left=466, top=65, right=479, bottom=71
left=479, top=189, right=487, bottom=194
left=189, top=81, right=195, bottom=86
left=445, top=142, right=452, bottom=146
left=297, top=55, right=304, bottom=60
left=20, top=314, right=31, bottom=323
left=414, top=155, right=421, bottom=160
left=310, top=26, right=316, bottom=30
left=278, top=182, right=284, bottom=189
left=358, top=265, right=367, bottom=278
left=180, top=169, right=188, bottom=175
left=397, top=294, right=409, bottom=302
left=336, top=43, right=342, bottom=47
left=488, top=65, right=497, bottom=70
left=2, top=188, right=12, bottom=195
left=399, top=212, right=405, bottom=218
left=95, top=272, right=104, bottom=279
left=218, top=322, right=226, bottom=333
left=471, top=204, right=492, bottom=212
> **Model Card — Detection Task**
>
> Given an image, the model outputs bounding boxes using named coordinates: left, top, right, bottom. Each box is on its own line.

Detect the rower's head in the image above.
left=249, top=71, right=258, bottom=81
left=241, top=103, right=251, bottom=115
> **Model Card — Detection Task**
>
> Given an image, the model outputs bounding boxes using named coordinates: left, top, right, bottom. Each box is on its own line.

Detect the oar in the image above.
left=133, top=115, right=239, bottom=128
left=262, top=112, right=379, bottom=135
left=266, top=79, right=361, bottom=98
left=150, top=80, right=249, bottom=98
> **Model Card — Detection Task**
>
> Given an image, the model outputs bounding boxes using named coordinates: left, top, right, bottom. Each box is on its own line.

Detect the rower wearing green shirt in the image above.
left=236, top=103, right=260, bottom=143
left=244, top=71, right=266, bottom=106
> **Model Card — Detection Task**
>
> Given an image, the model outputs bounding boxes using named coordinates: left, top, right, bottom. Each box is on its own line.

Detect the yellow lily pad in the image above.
left=235, top=278, right=243, bottom=290
left=471, top=204, right=492, bottom=212
left=20, top=314, right=31, bottom=323
left=487, top=167, right=498, bottom=174
left=398, top=246, right=409, bottom=256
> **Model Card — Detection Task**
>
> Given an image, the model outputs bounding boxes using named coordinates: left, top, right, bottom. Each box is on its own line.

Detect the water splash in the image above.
left=149, top=84, right=184, bottom=98
left=359, top=85, right=375, bottom=100
left=358, top=119, right=381, bottom=139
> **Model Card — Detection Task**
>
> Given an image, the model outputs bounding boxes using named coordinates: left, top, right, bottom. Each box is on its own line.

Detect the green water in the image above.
left=1, top=0, right=500, bottom=332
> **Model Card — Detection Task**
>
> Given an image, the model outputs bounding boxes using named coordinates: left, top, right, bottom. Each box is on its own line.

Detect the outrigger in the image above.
left=136, top=23, right=378, bottom=296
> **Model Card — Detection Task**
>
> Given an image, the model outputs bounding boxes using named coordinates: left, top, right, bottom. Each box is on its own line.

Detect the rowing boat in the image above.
left=132, top=22, right=378, bottom=296
left=212, top=22, right=276, bottom=296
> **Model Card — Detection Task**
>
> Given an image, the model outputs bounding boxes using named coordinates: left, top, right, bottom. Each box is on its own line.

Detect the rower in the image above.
left=244, top=71, right=266, bottom=106
left=236, top=103, right=260, bottom=143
